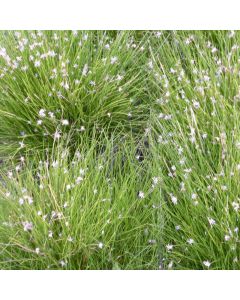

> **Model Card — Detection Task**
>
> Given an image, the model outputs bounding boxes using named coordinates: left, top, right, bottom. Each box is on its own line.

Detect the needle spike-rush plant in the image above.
left=1, top=30, right=240, bottom=269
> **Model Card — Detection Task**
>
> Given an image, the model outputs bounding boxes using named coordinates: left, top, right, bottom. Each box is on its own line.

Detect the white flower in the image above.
left=19, top=141, right=25, bottom=148
left=61, top=119, right=69, bottom=126
left=224, top=235, right=231, bottom=241
left=76, top=176, right=83, bottom=184
left=187, top=238, right=195, bottom=245
left=98, top=242, right=104, bottom=249
left=166, top=244, right=173, bottom=251
left=191, top=193, right=197, bottom=200
left=39, top=109, right=46, bottom=118
left=175, top=225, right=181, bottom=231
left=54, top=131, right=61, bottom=139
left=80, top=126, right=85, bottom=132
left=110, top=56, right=118, bottom=64
left=22, top=221, right=33, bottom=231
left=34, top=60, right=41, bottom=67
left=82, top=64, right=88, bottom=76
left=79, top=168, right=85, bottom=175
left=208, top=217, right=216, bottom=226
left=203, top=260, right=211, bottom=268
left=52, top=161, right=59, bottom=168
left=152, top=177, right=159, bottom=185
left=138, top=191, right=145, bottom=199
left=148, top=60, right=153, bottom=69
left=59, top=260, right=67, bottom=267
left=236, top=142, right=240, bottom=149
left=61, top=81, right=69, bottom=90
left=35, top=248, right=40, bottom=254
left=19, top=198, right=24, bottom=205
left=170, top=194, right=178, bottom=205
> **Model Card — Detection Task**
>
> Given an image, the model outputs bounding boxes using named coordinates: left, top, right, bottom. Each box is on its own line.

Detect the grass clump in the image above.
left=0, top=30, right=150, bottom=158
left=0, top=136, right=161, bottom=269
left=1, top=30, right=240, bottom=270
left=148, top=31, right=240, bottom=269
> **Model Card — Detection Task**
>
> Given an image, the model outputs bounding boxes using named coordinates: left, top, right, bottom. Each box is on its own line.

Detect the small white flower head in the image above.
left=67, top=236, right=73, bottom=242
left=208, top=217, right=216, bottom=226
left=39, top=109, right=46, bottom=118
left=224, top=235, right=231, bottom=241
left=37, top=119, right=43, bottom=125
left=26, top=196, right=33, bottom=205
left=82, top=64, right=88, bottom=76
left=187, top=238, right=195, bottom=245
left=166, top=244, right=174, bottom=251
left=52, top=161, right=59, bottom=168
left=148, top=239, right=156, bottom=244
left=16, top=164, right=21, bottom=172
left=22, top=221, right=33, bottom=231
left=35, top=248, right=40, bottom=254
left=170, top=194, right=178, bottom=205
left=5, top=192, right=10, bottom=197
left=152, top=177, right=159, bottom=186
left=59, top=260, right=67, bottom=267
left=148, top=60, right=153, bottom=69
left=221, top=185, right=227, bottom=191
left=61, top=119, right=69, bottom=126
left=193, top=101, right=200, bottom=109
left=19, top=198, right=24, bottom=205
left=19, top=141, right=25, bottom=148
left=229, top=30, right=235, bottom=38
left=203, top=260, right=211, bottom=268
left=168, top=261, right=174, bottom=269
left=8, top=171, right=13, bottom=179
left=110, top=56, right=118, bottom=64
left=175, top=225, right=181, bottom=231
left=75, top=176, right=83, bottom=184
left=138, top=191, right=145, bottom=199
left=235, top=142, right=240, bottom=149
left=34, top=60, right=41, bottom=67
left=98, top=242, right=104, bottom=249
left=54, top=130, right=61, bottom=140
left=80, top=126, right=85, bottom=132
left=191, top=193, right=197, bottom=200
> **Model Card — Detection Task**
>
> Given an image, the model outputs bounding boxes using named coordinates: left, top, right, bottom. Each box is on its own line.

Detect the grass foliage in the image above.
left=1, top=30, right=240, bottom=269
